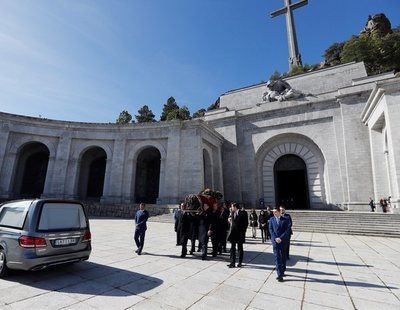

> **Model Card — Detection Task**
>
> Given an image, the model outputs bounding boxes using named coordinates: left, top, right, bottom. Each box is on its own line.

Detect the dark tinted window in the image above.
left=38, top=203, right=87, bottom=231
left=0, top=201, right=30, bottom=229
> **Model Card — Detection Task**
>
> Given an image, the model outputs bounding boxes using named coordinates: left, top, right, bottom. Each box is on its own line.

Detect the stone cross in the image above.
left=270, top=0, right=307, bottom=70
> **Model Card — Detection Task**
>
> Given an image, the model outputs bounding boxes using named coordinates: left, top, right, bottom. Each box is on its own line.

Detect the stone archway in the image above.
left=12, top=142, right=50, bottom=198
left=134, top=147, right=161, bottom=204
left=257, top=134, right=326, bottom=209
left=77, top=147, right=107, bottom=200
left=274, top=154, right=309, bottom=209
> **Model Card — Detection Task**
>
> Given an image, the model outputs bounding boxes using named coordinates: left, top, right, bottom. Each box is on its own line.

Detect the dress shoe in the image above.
left=135, top=249, right=139, bottom=253
left=227, top=264, right=235, bottom=268
left=277, top=277, right=283, bottom=282
left=237, top=263, right=242, bottom=267
left=180, top=254, right=186, bottom=258
left=189, top=251, right=194, bottom=255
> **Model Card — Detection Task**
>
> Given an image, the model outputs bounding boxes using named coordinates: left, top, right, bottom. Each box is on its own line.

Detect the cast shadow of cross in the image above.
left=2, top=261, right=163, bottom=296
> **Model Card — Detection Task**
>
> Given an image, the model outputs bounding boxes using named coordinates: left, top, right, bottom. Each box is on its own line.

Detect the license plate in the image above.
left=54, top=238, right=77, bottom=246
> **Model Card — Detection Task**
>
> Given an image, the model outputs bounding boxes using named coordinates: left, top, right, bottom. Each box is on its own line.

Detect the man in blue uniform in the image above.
left=134, top=203, right=149, bottom=255
left=269, top=207, right=291, bottom=282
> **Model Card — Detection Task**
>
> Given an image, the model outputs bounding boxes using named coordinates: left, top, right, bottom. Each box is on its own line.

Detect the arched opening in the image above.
left=274, top=154, right=309, bottom=209
left=13, top=142, right=50, bottom=198
left=203, top=149, right=213, bottom=189
left=134, top=147, right=161, bottom=204
left=78, top=147, right=107, bottom=201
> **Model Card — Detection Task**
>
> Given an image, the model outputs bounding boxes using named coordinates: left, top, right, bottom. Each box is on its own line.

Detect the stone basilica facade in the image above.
left=0, top=62, right=399, bottom=210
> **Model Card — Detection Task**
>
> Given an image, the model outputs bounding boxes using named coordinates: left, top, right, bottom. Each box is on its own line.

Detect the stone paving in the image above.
left=0, top=218, right=400, bottom=309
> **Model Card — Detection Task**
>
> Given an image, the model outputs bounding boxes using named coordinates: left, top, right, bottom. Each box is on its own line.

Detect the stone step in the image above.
left=289, top=211, right=400, bottom=236
left=148, top=210, right=400, bottom=237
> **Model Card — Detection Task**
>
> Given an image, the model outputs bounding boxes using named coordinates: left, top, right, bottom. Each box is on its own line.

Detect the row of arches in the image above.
left=10, top=142, right=216, bottom=204
left=11, top=142, right=162, bottom=203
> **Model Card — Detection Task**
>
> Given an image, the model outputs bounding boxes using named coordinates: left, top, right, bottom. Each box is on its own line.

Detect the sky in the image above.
left=0, top=0, right=399, bottom=123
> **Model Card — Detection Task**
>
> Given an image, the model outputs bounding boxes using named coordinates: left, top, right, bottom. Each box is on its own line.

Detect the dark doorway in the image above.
left=78, top=147, right=107, bottom=201
left=134, top=147, right=161, bottom=204
left=14, top=142, right=50, bottom=198
left=274, top=154, right=309, bottom=209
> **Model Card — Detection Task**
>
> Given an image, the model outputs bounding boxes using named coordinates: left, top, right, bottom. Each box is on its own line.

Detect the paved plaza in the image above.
left=0, top=218, right=400, bottom=309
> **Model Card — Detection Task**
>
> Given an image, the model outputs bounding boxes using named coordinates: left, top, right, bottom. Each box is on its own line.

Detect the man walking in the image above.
left=280, top=206, right=293, bottom=260
left=177, top=203, right=192, bottom=258
left=269, top=207, right=291, bottom=282
left=227, top=203, right=247, bottom=268
left=174, top=203, right=183, bottom=246
left=134, top=203, right=149, bottom=255
left=369, top=197, right=376, bottom=212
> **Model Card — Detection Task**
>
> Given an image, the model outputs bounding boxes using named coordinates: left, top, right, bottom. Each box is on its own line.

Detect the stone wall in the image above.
left=83, top=201, right=175, bottom=218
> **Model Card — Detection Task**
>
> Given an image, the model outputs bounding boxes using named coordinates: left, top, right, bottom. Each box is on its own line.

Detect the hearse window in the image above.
left=38, top=203, right=87, bottom=231
left=0, top=201, right=30, bottom=229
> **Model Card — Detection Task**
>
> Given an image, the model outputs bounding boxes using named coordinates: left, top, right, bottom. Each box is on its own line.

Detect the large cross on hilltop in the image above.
left=270, top=0, right=308, bottom=71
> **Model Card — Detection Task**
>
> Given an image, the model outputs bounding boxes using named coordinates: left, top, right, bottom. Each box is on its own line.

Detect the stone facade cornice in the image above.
left=0, top=111, right=183, bottom=131
left=207, top=96, right=338, bottom=126
left=360, top=77, right=400, bottom=125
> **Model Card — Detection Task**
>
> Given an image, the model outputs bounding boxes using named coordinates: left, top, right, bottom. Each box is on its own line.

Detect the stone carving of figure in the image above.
left=360, top=13, right=392, bottom=36
left=262, top=79, right=304, bottom=102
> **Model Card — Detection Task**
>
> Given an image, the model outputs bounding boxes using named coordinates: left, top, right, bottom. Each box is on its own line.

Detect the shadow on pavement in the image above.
left=284, top=276, right=398, bottom=290
left=4, top=261, right=163, bottom=296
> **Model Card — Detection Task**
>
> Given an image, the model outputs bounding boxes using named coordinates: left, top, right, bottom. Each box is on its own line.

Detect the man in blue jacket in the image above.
left=269, top=206, right=291, bottom=282
left=134, top=203, right=149, bottom=255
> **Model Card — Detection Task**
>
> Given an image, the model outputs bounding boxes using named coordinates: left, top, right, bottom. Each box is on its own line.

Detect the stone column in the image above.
left=162, top=125, right=181, bottom=203
left=105, top=139, right=126, bottom=204
left=0, top=126, right=11, bottom=198
left=100, top=158, right=113, bottom=204
left=64, top=158, right=80, bottom=199
left=122, top=157, right=135, bottom=203
left=42, top=135, right=73, bottom=198
left=385, top=95, right=400, bottom=207
left=42, top=155, right=56, bottom=198
left=157, top=157, right=167, bottom=204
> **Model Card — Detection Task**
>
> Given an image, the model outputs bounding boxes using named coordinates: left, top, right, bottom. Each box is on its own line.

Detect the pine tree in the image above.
left=193, top=108, right=206, bottom=118
left=116, top=110, right=132, bottom=124
left=160, top=96, right=179, bottom=121
left=135, top=105, right=155, bottom=123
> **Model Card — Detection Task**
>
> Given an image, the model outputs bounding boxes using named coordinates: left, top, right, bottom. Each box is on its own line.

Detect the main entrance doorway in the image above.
left=274, top=154, right=309, bottom=209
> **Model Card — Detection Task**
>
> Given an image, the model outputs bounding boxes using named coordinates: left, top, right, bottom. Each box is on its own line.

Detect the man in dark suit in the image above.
left=134, top=203, right=149, bottom=255
left=269, top=207, right=291, bottom=282
left=198, top=204, right=211, bottom=260
left=227, top=202, right=248, bottom=268
left=280, top=206, right=293, bottom=260
left=177, top=203, right=192, bottom=258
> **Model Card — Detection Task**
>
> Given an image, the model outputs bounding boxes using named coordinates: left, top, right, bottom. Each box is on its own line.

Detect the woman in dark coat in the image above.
left=249, top=209, right=258, bottom=238
left=258, top=210, right=268, bottom=243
